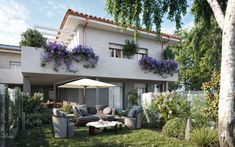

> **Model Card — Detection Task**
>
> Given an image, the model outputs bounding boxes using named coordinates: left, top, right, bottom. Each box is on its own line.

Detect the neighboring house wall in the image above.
left=0, top=51, right=23, bottom=85
left=0, top=52, right=21, bottom=69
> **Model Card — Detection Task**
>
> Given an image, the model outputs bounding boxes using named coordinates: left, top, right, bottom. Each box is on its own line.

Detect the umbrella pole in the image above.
left=83, top=86, right=86, bottom=104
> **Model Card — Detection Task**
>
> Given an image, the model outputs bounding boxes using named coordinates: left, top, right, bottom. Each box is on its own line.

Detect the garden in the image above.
left=0, top=72, right=217, bottom=147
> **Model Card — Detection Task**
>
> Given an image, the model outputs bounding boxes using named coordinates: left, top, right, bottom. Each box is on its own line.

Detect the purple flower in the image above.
left=41, top=42, right=99, bottom=72
left=139, top=56, right=178, bottom=78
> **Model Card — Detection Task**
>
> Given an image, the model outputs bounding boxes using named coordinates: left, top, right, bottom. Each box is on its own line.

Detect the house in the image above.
left=21, top=9, right=180, bottom=109
left=0, top=44, right=23, bottom=88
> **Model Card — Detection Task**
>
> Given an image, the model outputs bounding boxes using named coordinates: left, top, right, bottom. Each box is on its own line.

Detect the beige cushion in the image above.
left=103, top=107, right=112, bottom=115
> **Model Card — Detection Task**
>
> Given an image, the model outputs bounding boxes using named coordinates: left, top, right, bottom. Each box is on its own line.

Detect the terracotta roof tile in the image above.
left=60, top=9, right=181, bottom=41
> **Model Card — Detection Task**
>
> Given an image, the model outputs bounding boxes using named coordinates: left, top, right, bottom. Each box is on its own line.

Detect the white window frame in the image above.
left=9, top=61, right=21, bottom=70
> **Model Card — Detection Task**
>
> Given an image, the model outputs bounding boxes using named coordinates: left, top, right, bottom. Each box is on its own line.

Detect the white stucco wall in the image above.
left=73, top=25, right=163, bottom=60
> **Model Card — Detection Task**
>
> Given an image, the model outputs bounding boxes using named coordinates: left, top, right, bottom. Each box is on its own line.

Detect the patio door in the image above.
left=109, top=83, right=123, bottom=109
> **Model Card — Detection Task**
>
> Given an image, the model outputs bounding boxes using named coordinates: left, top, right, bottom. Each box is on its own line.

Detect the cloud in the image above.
left=0, top=0, right=29, bottom=45
left=161, top=27, right=176, bottom=34
left=45, top=0, right=67, bottom=18
left=182, top=21, right=194, bottom=30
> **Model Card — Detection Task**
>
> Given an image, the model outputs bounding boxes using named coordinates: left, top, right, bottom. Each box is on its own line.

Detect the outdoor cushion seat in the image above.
left=78, top=115, right=100, bottom=121
left=78, top=114, right=115, bottom=121
left=72, top=106, right=116, bottom=126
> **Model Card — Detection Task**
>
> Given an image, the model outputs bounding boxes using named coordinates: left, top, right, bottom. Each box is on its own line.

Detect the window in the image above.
left=137, top=49, right=147, bottom=60
left=109, top=48, right=122, bottom=58
left=109, top=42, right=147, bottom=60
left=9, top=61, right=21, bottom=70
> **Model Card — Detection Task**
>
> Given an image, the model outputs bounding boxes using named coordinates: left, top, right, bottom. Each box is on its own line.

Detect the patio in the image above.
left=15, top=124, right=195, bottom=147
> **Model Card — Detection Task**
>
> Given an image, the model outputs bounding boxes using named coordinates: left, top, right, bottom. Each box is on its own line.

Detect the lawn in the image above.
left=15, top=125, right=195, bottom=147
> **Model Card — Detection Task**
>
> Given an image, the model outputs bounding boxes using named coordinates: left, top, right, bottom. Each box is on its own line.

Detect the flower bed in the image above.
left=139, top=56, right=178, bottom=78
left=41, top=42, right=99, bottom=72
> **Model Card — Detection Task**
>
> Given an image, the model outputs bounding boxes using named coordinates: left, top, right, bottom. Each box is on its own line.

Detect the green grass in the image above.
left=15, top=125, right=195, bottom=147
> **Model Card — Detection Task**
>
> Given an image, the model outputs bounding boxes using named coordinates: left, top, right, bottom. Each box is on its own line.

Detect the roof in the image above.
left=59, top=9, right=181, bottom=41
left=0, top=44, right=21, bottom=53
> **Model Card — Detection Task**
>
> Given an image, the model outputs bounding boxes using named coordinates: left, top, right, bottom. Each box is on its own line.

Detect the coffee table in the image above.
left=86, top=120, right=123, bottom=135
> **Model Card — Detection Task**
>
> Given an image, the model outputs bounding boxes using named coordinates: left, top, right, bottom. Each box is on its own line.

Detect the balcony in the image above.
left=21, top=47, right=177, bottom=81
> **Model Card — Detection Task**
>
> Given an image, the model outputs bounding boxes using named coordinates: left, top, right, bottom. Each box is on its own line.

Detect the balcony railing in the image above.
left=21, top=46, right=177, bottom=81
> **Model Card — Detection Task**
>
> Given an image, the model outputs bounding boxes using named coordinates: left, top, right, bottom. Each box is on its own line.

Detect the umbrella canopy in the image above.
left=58, top=78, right=115, bottom=88
left=58, top=78, right=115, bottom=104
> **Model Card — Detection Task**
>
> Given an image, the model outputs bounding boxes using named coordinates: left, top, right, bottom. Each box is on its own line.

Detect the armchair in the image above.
left=124, top=106, right=142, bottom=129
left=52, top=108, right=75, bottom=138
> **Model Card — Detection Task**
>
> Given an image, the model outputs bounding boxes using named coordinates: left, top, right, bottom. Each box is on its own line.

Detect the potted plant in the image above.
left=128, top=89, right=139, bottom=107
left=122, top=40, right=139, bottom=58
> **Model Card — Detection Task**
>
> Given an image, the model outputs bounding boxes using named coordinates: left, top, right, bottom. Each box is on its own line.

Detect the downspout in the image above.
left=161, top=38, right=170, bottom=92
left=161, top=39, right=170, bottom=50
left=83, top=17, right=89, bottom=46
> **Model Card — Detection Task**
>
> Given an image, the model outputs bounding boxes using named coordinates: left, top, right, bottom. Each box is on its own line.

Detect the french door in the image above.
left=109, top=83, right=123, bottom=109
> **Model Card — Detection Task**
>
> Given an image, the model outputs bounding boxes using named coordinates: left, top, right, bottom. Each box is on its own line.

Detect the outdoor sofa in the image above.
left=72, top=104, right=115, bottom=126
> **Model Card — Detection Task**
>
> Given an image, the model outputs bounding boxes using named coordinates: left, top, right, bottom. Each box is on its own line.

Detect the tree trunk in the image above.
left=218, top=0, right=235, bottom=146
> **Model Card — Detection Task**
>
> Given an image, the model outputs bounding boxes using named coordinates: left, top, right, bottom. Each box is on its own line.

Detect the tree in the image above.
left=106, top=0, right=235, bottom=146
left=168, top=19, right=222, bottom=91
left=19, top=28, right=47, bottom=47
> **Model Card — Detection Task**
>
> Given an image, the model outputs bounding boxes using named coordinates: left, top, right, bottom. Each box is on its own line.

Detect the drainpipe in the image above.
left=161, top=39, right=170, bottom=50
left=83, top=17, right=89, bottom=46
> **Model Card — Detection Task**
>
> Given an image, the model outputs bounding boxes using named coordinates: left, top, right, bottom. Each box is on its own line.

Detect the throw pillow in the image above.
left=96, top=104, right=107, bottom=113
left=74, top=107, right=83, bottom=117
left=53, top=108, right=62, bottom=117
left=77, top=104, right=88, bottom=116
left=127, top=109, right=136, bottom=118
left=87, top=107, right=97, bottom=115
left=133, top=105, right=142, bottom=113
left=103, top=107, right=112, bottom=115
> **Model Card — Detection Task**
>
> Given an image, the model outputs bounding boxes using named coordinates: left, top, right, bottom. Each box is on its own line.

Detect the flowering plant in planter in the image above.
left=139, top=56, right=178, bottom=78
left=41, top=42, right=99, bottom=72
left=72, top=45, right=99, bottom=68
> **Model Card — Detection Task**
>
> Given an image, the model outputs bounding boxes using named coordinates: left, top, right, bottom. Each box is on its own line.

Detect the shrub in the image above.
left=162, top=117, right=186, bottom=139
left=19, top=28, right=47, bottom=47
left=25, top=110, right=52, bottom=128
left=201, top=72, right=220, bottom=122
left=190, top=95, right=207, bottom=128
left=22, top=92, right=42, bottom=113
left=152, top=92, right=190, bottom=124
left=62, top=104, right=73, bottom=114
left=191, top=127, right=218, bottom=147
left=25, top=113, right=43, bottom=128
left=143, top=104, right=163, bottom=128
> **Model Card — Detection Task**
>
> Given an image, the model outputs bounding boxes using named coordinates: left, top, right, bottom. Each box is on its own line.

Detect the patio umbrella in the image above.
left=58, top=78, right=115, bottom=104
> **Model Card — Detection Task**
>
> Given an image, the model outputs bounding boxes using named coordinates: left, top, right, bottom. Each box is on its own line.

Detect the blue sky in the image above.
left=0, top=0, right=194, bottom=45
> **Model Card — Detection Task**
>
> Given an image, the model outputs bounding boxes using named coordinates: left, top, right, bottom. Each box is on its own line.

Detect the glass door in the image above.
left=109, top=83, right=123, bottom=109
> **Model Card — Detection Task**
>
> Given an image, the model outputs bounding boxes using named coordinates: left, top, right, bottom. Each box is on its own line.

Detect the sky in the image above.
left=0, top=0, right=194, bottom=46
